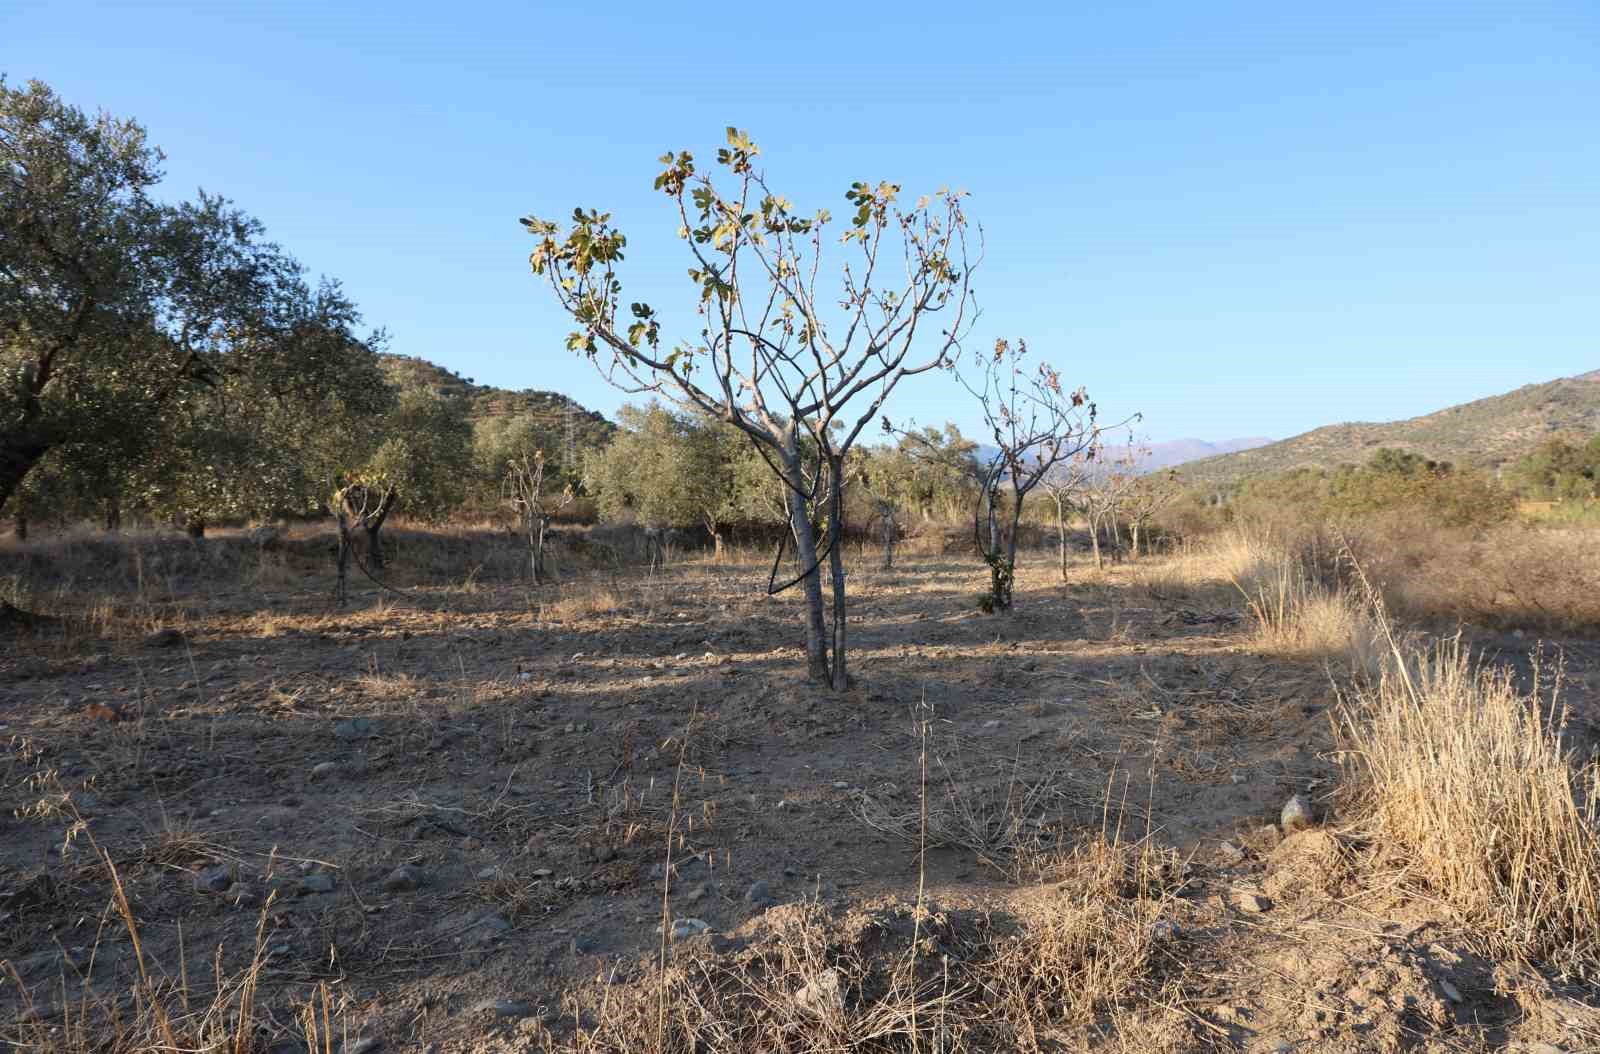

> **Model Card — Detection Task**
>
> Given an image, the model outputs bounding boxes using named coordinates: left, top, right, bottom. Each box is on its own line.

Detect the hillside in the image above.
left=1180, top=368, right=1600, bottom=486
left=378, top=354, right=616, bottom=447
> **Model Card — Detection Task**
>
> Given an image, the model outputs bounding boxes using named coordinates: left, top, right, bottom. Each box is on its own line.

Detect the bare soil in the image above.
left=3, top=530, right=1598, bottom=1052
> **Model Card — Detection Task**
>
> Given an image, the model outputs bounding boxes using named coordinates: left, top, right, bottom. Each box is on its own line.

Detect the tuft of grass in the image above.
left=1234, top=549, right=1377, bottom=671
left=1138, top=527, right=1377, bottom=670
left=1337, top=624, right=1600, bottom=975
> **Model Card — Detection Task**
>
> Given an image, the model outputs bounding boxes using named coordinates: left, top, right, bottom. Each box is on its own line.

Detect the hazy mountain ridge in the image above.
left=1179, top=369, right=1600, bottom=487
left=1109, top=436, right=1275, bottom=471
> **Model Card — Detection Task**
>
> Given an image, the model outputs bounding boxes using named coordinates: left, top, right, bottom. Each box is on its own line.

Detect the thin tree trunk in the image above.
left=1090, top=510, right=1103, bottom=570
left=365, top=521, right=384, bottom=570
left=785, top=472, right=832, bottom=686
left=186, top=517, right=206, bottom=540
left=533, top=516, right=548, bottom=584
left=104, top=496, right=121, bottom=533
left=14, top=510, right=27, bottom=542
left=335, top=510, right=352, bottom=604
left=827, top=458, right=848, bottom=692
left=364, top=490, right=397, bottom=570
left=1055, top=495, right=1069, bottom=582
left=999, top=505, right=1023, bottom=611
left=531, top=511, right=544, bottom=582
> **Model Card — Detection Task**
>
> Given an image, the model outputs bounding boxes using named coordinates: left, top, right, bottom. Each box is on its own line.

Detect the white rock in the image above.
left=662, top=917, right=711, bottom=941
left=795, top=968, right=846, bottom=1017
left=1281, top=794, right=1315, bottom=833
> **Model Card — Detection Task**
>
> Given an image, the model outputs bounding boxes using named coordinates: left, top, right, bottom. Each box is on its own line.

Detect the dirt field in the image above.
left=3, top=529, right=1599, bottom=1053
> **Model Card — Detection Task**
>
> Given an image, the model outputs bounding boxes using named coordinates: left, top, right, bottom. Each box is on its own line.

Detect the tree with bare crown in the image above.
left=502, top=449, right=573, bottom=586
left=958, top=338, right=1101, bottom=612
left=521, top=129, right=979, bottom=691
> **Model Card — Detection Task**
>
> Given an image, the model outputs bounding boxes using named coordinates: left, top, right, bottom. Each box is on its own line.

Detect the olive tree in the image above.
left=2, top=79, right=386, bottom=525
left=587, top=403, right=752, bottom=560
left=523, top=129, right=978, bottom=690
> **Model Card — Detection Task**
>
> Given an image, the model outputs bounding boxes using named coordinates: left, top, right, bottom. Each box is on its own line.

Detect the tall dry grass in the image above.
left=1336, top=624, right=1600, bottom=975
left=1141, top=528, right=1378, bottom=671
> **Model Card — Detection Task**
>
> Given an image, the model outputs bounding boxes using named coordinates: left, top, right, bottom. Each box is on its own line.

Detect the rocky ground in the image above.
left=2, top=532, right=1598, bottom=1052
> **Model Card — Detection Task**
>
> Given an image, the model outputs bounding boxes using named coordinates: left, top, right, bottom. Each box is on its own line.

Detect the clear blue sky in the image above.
left=8, top=1, right=1597, bottom=445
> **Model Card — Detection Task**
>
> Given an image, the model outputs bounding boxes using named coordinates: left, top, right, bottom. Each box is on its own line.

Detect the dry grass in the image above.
left=0, top=788, right=310, bottom=1054
left=1336, top=626, right=1600, bottom=975
left=538, top=582, right=634, bottom=621
left=1167, top=507, right=1600, bottom=636
left=852, top=748, right=1087, bottom=877
left=1373, top=522, right=1600, bottom=634
left=533, top=828, right=1191, bottom=1054
left=1137, top=528, right=1378, bottom=670
left=1234, top=549, right=1377, bottom=672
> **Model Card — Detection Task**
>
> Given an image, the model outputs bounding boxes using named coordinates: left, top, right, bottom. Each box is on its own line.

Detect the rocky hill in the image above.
left=1180, top=369, right=1600, bottom=486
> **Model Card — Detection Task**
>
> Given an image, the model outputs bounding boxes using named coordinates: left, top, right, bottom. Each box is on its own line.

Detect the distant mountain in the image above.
left=975, top=436, right=1272, bottom=476
left=1180, top=369, right=1600, bottom=487
left=1108, top=437, right=1274, bottom=471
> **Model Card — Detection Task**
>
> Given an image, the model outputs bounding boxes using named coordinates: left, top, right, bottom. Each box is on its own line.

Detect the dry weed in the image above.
left=1337, top=630, right=1600, bottom=975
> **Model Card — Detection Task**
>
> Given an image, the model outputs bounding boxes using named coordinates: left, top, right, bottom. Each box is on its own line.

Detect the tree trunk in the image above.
left=997, top=505, right=1023, bottom=612
left=1090, top=511, right=1103, bottom=571
left=14, top=510, right=27, bottom=542
left=365, top=521, right=385, bottom=570
left=186, top=517, right=206, bottom=540
left=533, top=516, right=548, bottom=585
left=335, top=510, right=352, bottom=604
left=784, top=471, right=832, bottom=686
left=826, top=457, right=849, bottom=692
left=0, top=434, right=49, bottom=522
left=104, top=496, right=121, bottom=533
left=1131, top=520, right=1142, bottom=560
left=365, top=490, right=398, bottom=569
left=1055, top=496, right=1069, bottom=582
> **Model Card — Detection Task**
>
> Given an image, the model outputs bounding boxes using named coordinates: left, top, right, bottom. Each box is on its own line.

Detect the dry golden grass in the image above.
left=538, top=582, right=633, bottom=621
left=533, top=827, right=1189, bottom=1054
left=1337, top=628, right=1600, bottom=975
left=1375, top=522, right=1600, bottom=634
left=1137, top=528, right=1378, bottom=670
left=1235, top=551, right=1377, bottom=672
